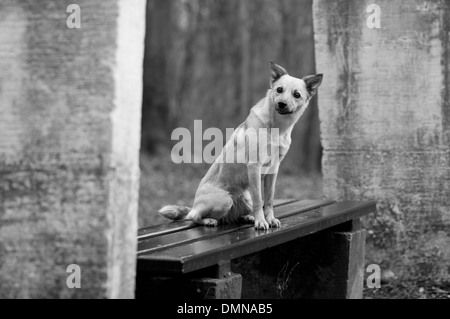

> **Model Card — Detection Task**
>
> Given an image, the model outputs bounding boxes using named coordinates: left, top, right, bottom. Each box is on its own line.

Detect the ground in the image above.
left=138, top=151, right=450, bottom=299
left=364, top=281, right=450, bottom=299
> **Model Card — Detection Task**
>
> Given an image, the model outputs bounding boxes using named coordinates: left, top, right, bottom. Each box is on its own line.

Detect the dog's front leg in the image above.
left=247, top=163, right=269, bottom=230
left=263, top=170, right=281, bottom=228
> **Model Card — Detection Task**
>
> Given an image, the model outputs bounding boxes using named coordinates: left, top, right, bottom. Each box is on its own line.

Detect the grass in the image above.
left=364, top=281, right=450, bottom=299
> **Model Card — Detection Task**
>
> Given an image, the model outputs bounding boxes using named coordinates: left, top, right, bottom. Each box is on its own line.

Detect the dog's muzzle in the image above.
left=276, top=102, right=293, bottom=114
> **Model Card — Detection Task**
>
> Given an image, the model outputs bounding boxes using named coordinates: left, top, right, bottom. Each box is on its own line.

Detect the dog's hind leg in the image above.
left=186, top=186, right=233, bottom=226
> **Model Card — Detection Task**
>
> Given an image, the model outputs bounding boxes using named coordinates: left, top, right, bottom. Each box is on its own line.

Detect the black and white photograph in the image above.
left=0, top=0, right=449, bottom=303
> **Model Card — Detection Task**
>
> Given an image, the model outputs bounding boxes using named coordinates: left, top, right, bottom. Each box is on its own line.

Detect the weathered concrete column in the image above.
left=0, top=0, right=146, bottom=298
left=313, top=0, right=450, bottom=282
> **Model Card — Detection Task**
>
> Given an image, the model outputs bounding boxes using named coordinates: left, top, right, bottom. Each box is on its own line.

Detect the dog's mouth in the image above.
left=275, top=107, right=294, bottom=115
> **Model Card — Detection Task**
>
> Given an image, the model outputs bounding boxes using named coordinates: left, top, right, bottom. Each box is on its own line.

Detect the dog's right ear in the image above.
left=269, top=60, right=288, bottom=87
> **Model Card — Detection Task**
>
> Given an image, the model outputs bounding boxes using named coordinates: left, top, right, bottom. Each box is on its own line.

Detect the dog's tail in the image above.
left=158, top=205, right=191, bottom=221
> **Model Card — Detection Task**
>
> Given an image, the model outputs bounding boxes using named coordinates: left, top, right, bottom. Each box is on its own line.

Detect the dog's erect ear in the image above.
left=303, top=74, right=323, bottom=96
left=269, top=60, right=288, bottom=87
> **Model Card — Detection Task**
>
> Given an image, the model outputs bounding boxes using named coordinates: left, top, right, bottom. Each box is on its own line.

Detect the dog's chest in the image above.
left=262, top=132, right=291, bottom=162
left=275, top=134, right=291, bottom=159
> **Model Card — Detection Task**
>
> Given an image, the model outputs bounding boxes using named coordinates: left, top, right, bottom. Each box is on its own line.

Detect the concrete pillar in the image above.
left=0, top=0, right=146, bottom=298
left=313, top=0, right=450, bottom=282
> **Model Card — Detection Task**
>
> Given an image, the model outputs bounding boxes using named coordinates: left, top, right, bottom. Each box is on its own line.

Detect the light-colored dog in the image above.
left=159, top=61, right=322, bottom=229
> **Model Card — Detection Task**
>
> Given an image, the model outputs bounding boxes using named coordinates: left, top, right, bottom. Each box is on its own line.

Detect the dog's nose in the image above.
left=278, top=102, right=287, bottom=109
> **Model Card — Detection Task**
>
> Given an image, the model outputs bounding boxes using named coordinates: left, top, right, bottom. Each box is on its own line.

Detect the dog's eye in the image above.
left=293, top=92, right=301, bottom=99
left=276, top=87, right=283, bottom=93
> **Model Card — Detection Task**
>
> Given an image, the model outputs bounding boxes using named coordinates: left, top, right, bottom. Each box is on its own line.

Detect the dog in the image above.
left=159, top=61, right=322, bottom=229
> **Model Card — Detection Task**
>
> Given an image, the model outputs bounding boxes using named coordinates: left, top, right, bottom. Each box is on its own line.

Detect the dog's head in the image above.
left=268, top=61, right=323, bottom=115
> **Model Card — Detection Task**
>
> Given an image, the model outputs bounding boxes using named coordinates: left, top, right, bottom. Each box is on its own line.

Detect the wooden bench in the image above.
left=136, top=199, right=376, bottom=299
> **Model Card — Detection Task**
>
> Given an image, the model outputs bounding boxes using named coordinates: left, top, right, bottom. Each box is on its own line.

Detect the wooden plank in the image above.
left=137, top=201, right=376, bottom=274
left=137, top=199, right=335, bottom=255
left=273, top=198, right=301, bottom=206
left=137, top=221, right=195, bottom=241
left=137, top=198, right=304, bottom=240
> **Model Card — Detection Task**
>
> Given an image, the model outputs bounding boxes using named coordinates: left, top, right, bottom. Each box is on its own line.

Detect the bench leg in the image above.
left=191, top=273, right=242, bottom=299
left=232, top=220, right=366, bottom=299
left=136, top=261, right=242, bottom=299
left=191, top=262, right=242, bottom=299
left=321, top=228, right=366, bottom=299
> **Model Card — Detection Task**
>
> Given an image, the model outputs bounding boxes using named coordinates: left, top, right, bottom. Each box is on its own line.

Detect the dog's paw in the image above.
left=254, top=218, right=269, bottom=230
left=266, top=217, right=281, bottom=228
left=202, top=218, right=218, bottom=227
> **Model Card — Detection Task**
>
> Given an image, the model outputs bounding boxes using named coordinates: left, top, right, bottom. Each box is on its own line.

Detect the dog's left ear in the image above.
left=269, top=60, right=288, bottom=87
left=303, top=74, right=323, bottom=96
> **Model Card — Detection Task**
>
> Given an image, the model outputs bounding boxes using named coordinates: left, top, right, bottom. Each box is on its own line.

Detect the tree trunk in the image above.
left=141, top=0, right=173, bottom=152
left=239, top=0, right=251, bottom=120
left=279, top=0, right=320, bottom=174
